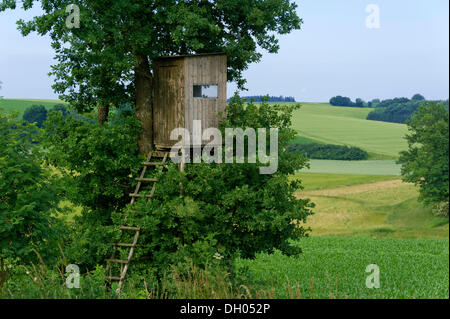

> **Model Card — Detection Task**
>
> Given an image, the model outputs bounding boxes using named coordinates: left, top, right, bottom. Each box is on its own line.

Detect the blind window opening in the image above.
left=193, top=85, right=218, bottom=98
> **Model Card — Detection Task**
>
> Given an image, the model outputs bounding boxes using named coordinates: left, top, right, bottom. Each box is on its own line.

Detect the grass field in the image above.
left=294, top=172, right=398, bottom=190
left=297, top=178, right=449, bottom=239
left=292, top=103, right=408, bottom=159
left=301, top=159, right=402, bottom=176
left=238, top=236, right=449, bottom=298
left=0, top=98, right=66, bottom=118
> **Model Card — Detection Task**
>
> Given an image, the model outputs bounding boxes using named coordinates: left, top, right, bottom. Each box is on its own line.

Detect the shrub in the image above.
left=41, top=111, right=142, bottom=269
left=50, top=104, right=69, bottom=117
left=432, top=202, right=449, bottom=217
left=329, top=96, right=354, bottom=107
left=411, top=94, right=425, bottom=101
left=287, top=142, right=369, bottom=160
left=0, top=113, right=63, bottom=287
left=23, top=105, right=48, bottom=128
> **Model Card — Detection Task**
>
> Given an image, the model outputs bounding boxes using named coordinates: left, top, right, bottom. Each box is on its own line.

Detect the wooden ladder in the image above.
left=105, top=150, right=170, bottom=294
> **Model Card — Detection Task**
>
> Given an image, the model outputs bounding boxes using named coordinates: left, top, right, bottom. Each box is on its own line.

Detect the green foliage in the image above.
left=432, top=202, right=449, bottom=217
left=412, top=93, right=425, bottom=101
left=41, top=111, right=142, bottom=268
left=287, top=142, right=369, bottom=160
left=0, top=113, right=62, bottom=266
left=112, top=95, right=313, bottom=278
left=22, top=104, right=48, bottom=128
left=329, top=95, right=354, bottom=107
left=51, top=104, right=69, bottom=117
left=366, top=99, right=423, bottom=123
left=354, top=98, right=364, bottom=108
left=398, top=102, right=449, bottom=206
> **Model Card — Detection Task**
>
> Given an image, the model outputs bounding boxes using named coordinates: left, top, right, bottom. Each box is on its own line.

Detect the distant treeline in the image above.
left=329, top=93, right=449, bottom=124
left=329, top=96, right=367, bottom=107
left=287, top=142, right=368, bottom=160
left=228, top=95, right=296, bottom=103
left=366, top=95, right=449, bottom=124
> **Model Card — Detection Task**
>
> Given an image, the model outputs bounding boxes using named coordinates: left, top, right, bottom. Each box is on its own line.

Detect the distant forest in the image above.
left=366, top=96, right=449, bottom=124
left=329, top=93, right=449, bottom=124
left=228, top=95, right=296, bottom=102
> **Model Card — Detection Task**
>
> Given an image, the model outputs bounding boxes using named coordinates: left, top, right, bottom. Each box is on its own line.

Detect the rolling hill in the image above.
left=0, top=98, right=66, bottom=118
left=291, top=103, right=408, bottom=159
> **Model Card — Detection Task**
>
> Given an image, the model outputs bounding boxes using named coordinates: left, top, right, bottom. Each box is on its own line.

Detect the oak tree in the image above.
left=1, top=0, right=303, bottom=153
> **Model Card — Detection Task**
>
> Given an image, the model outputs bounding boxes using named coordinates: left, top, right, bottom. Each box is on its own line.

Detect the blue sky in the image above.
left=0, top=0, right=448, bottom=102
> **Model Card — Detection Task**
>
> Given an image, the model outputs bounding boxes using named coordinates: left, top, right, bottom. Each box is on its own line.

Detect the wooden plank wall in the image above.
left=153, top=58, right=185, bottom=148
left=184, top=54, right=227, bottom=146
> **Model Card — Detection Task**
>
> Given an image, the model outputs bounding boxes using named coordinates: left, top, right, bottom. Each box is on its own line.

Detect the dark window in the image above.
left=193, top=85, right=218, bottom=98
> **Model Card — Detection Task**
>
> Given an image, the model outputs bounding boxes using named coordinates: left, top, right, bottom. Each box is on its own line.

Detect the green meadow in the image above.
left=0, top=98, right=66, bottom=118
left=301, top=159, right=402, bottom=176
left=292, top=103, right=408, bottom=159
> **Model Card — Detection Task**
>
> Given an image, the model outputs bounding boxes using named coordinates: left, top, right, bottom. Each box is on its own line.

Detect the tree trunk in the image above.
left=134, top=54, right=153, bottom=154
left=97, top=105, right=109, bottom=125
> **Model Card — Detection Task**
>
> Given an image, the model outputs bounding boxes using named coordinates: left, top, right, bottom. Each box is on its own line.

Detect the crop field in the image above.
left=0, top=98, right=66, bottom=118
left=237, top=236, right=449, bottom=299
left=291, top=103, right=408, bottom=159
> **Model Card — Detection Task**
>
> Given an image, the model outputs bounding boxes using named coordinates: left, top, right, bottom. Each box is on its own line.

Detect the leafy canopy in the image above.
left=0, top=113, right=61, bottom=264
left=398, top=102, right=449, bottom=206
left=1, top=0, right=303, bottom=111
left=22, top=105, right=48, bottom=128
left=41, top=109, right=143, bottom=268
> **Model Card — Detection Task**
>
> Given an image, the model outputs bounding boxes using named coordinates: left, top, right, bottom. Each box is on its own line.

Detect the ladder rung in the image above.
left=135, top=177, right=158, bottom=182
left=113, top=243, right=135, bottom=248
left=106, top=259, right=129, bottom=264
left=142, top=162, right=164, bottom=166
left=106, top=276, right=122, bottom=281
left=152, top=151, right=178, bottom=158
left=129, top=193, right=153, bottom=198
left=119, top=225, right=140, bottom=231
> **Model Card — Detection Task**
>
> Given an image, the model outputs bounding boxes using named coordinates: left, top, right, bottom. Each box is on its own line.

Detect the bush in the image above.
left=51, top=104, right=69, bottom=117
left=41, top=111, right=142, bottom=269
left=329, top=96, right=354, bottom=107
left=287, top=142, right=369, bottom=160
left=432, top=202, right=449, bottom=217
left=411, top=94, right=425, bottom=101
left=23, top=105, right=48, bottom=128
left=0, top=113, right=63, bottom=287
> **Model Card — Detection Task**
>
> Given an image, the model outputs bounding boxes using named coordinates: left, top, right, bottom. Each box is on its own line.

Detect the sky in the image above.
left=0, top=0, right=448, bottom=102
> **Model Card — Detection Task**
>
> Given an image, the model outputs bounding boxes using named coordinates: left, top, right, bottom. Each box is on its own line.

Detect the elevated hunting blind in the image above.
left=107, top=53, right=227, bottom=292
left=153, top=53, right=227, bottom=149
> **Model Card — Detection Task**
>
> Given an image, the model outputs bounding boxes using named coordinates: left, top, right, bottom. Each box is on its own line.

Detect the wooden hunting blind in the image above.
left=153, top=53, right=227, bottom=149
